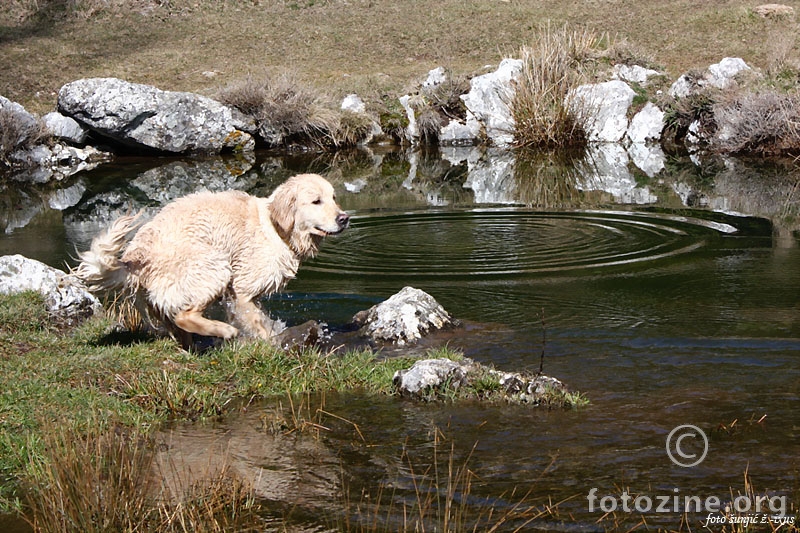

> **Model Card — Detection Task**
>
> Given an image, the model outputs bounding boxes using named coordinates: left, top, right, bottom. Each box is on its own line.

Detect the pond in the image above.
left=1, top=145, right=798, bottom=530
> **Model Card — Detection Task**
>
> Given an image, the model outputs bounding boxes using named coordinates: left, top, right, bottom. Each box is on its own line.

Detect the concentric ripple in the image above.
left=306, top=209, right=737, bottom=278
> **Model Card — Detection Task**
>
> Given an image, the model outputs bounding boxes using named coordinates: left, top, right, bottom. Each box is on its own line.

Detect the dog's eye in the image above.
left=312, top=198, right=322, bottom=205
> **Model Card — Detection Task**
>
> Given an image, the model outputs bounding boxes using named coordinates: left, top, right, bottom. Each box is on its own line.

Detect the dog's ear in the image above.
left=269, top=180, right=296, bottom=238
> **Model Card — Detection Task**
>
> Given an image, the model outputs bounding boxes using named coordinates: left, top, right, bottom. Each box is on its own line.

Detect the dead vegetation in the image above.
left=712, top=90, right=800, bottom=155
left=3, top=0, right=800, bottom=118
left=217, top=74, right=375, bottom=149
left=510, top=24, right=602, bottom=149
left=0, top=107, right=48, bottom=168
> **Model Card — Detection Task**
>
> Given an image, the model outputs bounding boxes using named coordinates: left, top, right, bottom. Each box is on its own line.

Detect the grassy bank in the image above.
left=0, top=290, right=583, bottom=521
left=0, top=291, right=405, bottom=500
left=2, top=0, right=799, bottom=116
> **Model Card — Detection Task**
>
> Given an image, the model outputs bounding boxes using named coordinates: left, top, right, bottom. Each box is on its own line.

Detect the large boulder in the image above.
left=57, top=78, right=256, bottom=154
left=569, top=80, right=636, bottom=143
left=353, top=286, right=458, bottom=345
left=0, top=254, right=101, bottom=326
left=461, top=58, right=523, bottom=147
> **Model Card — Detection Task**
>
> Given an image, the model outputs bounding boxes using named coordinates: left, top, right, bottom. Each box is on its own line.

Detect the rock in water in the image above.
left=353, top=286, right=458, bottom=345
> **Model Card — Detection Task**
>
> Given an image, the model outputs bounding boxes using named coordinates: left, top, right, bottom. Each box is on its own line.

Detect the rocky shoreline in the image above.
left=1, top=55, right=789, bottom=184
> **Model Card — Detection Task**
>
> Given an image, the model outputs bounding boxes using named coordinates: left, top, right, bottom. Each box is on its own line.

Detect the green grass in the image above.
left=0, top=289, right=588, bottom=529
left=0, top=291, right=457, bottom=508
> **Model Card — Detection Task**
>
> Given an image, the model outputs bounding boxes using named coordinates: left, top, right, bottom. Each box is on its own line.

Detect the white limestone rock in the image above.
left=569, top=80, right=636, bottom=143
left=0, top=254, right=101, bottom=326
left=460, top=58, right=523, bottom=147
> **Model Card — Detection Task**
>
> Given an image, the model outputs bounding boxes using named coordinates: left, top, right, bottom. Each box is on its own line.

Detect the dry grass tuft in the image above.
left=410, top=72, right=471, bottom=144
left=712, top=90, right=800, bottom=155
left=217, top=74, right=374, bottom=150
left=0, top=107, right=48, bottom=167
left=343, top=429, right=557, bottom=532
left=23, top=427, right=155, bottom=532
left=510, top=23, right=604, bottom=149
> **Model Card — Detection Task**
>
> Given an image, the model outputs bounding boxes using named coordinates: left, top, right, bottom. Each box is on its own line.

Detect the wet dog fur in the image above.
left=73, top=173, right=349, bottom=349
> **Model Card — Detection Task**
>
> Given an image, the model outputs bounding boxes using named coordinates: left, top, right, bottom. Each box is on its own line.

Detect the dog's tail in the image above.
left=72, top=213, right=142, bottom=292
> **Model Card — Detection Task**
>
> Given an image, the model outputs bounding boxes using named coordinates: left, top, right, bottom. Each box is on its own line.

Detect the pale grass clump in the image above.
left=343, top=430, right=556, bottom=532
left=0, top=107, right=48, bottom=167
left=218, top=75, right=375, bottom=150
left=765, top=28, right=798, bottom=79
left=511, top=23, right=604, bottom=149
left=409, top=73, right=471, bottom=143
left=712, top=90, right=800, bottom=155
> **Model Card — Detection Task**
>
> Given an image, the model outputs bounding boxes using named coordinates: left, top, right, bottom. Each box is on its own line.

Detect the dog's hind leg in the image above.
left=173, top=306, right=239, bottom=340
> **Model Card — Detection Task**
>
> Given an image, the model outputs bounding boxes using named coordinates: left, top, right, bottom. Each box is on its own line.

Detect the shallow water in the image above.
left=1, top=147, right=799, bottom=530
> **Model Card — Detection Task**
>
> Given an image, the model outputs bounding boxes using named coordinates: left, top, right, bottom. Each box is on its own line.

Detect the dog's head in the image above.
left=268, top=173, right=350, bottom=258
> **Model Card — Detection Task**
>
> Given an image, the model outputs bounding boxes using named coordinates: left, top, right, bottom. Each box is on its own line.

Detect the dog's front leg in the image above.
left=232, top=298, right=276, bottom=340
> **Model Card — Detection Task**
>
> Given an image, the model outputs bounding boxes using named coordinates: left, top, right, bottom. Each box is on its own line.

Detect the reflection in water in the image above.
left=1, top=146, right=799, bottom=530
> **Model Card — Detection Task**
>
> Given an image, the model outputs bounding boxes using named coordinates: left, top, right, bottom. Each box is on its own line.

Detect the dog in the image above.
left=73, top=173, right=349, bottom=348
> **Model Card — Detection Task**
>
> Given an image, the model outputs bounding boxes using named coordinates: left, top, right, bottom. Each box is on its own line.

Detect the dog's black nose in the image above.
left=337, top=212, right=350, bottom=229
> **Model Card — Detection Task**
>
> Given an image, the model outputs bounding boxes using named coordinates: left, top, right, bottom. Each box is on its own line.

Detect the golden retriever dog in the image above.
left=73, top=173, right=349, bottom=348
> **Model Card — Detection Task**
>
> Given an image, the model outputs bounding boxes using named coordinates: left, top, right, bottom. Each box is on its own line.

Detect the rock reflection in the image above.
left=156, top=405, right=341, bottom=520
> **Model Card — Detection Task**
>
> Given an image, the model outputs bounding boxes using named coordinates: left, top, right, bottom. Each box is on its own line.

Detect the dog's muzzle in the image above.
left=336, top=212, right=350, bottom=231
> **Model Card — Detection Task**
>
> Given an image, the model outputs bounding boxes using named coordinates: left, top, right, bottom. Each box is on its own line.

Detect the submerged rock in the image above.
left=0, top=254, right=101, bottom=326
left=353, top=286, right=458, bottom=345
left=393, top=357, right=576, bottom=406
